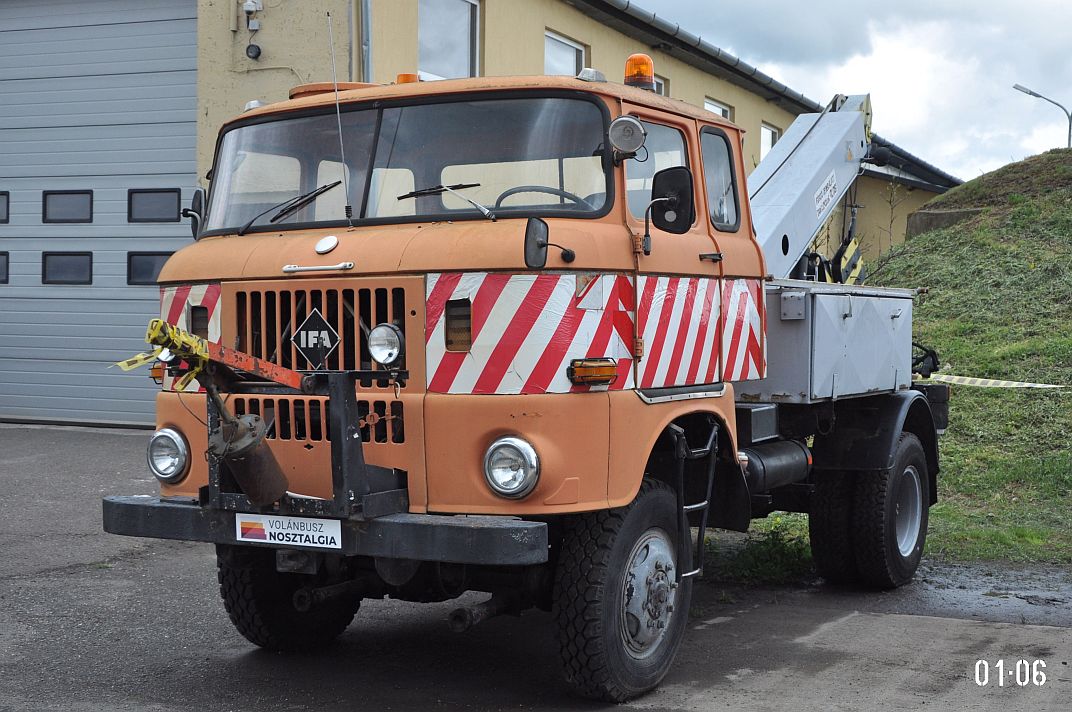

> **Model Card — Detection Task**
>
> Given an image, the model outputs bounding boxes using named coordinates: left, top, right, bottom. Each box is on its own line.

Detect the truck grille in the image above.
left=233, top=396, right=405, bottom=444
left=235, top=286, right=407, bottom=373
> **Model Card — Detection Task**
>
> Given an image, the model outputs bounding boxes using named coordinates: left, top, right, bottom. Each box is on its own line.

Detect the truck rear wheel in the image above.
left=808, top=471, right=860, bottom=584
left=553, top=479, right=692, bottom=702
left=852, top=433, right=930, bottom=589
left=216, top=544, right=359, bottom=650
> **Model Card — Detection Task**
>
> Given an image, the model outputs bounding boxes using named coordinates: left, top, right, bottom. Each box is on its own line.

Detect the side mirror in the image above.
left=181, top=187, right=205, bottom=239
left=524, top=217, right=549, bottom=269
left=649, top=166, right=694, bottom=235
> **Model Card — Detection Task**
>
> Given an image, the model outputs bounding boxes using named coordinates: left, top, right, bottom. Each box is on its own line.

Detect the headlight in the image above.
left=368, top=323, right=404, bottom=367
left=147, top=428, right=189, bottom=483
left=483, top=436, right=540, bottom=499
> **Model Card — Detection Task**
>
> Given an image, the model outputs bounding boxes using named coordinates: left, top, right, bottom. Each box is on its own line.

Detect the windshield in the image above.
left=205, top=95, right=611, bottom=233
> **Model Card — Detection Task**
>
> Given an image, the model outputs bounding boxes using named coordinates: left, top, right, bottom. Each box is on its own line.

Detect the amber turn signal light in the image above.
left=149, top=362, right=165, bottom=384
left=624, top=53, right=656, bottom=92
left=396, top=72, right=419, bottom=84
left=567, top=358, right=619, bottom=386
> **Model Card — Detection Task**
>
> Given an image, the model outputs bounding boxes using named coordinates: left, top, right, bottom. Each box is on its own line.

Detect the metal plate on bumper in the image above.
left=103, top=495, right=548, bottom=565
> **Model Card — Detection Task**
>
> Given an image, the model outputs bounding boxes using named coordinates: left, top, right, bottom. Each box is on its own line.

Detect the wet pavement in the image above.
left=1, top=423, right=1070, bottom=711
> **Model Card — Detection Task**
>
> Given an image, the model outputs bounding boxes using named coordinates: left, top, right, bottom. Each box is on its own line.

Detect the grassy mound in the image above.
left=870, top=148, right=1072, bottom=563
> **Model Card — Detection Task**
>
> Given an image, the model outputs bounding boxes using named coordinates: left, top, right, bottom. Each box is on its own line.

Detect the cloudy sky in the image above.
left=643, top=0, right=1071, bottom=181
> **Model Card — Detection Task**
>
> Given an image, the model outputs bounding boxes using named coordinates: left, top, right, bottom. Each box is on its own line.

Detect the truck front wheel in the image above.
left=216, top=544, right=359, bottom=650
left=553, top=479, right=692, bottom=702
left=852, top=433, right=930, bottom=589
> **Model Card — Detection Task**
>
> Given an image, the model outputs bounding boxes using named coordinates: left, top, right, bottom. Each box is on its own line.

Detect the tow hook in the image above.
left=292, top=579, right=369, bottom=613
left=448, top=591, right=524, bottom=632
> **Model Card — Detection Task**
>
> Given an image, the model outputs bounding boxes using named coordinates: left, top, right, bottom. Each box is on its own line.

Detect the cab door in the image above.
left=697, top=124, right=766, bottom=383
left=620, top=104, right=723, bottom=388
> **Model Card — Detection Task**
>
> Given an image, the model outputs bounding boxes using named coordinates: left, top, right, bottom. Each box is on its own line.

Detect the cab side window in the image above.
left=625, top=121, right=687, bottom=219
left=700, top=128, right=739, bottom=231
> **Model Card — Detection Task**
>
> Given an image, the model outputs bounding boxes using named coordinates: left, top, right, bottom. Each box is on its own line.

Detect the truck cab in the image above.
left=105, top=58, right=942, bottom=702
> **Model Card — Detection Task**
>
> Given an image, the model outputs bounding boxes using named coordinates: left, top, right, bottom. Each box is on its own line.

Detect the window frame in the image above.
left=0, top=191, right=9, bottom=224
left=42, top=251, right=93, bottom=285
left=703, top=98, right=733, bottom=121
left=417, top=0, right=480, bottom=81
left=127, top=188, right=182, bottom=223
left=127, top=251, right=173, bottom=285
left=653, top=74, right=669, bottom=96
left=42, top=190, right=93, bottom=224
left=544, top=30, right=586, bottom=76
left=699, top=126, right=742, bottom=233
left=760, top=122, right=781, bottom=159
left=0, top=252, right=8, bottom=284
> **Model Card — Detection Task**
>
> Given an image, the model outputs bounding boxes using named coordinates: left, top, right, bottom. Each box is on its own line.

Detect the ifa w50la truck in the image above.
left=105, top=55, right=947, bottom=701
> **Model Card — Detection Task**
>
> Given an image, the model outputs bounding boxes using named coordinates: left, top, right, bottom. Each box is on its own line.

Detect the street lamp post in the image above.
left=1013, top=83, right=1072, bottom=149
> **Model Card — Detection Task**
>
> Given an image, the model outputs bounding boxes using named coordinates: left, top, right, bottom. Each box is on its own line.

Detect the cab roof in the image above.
left=230, top=74, right=738, bottom=132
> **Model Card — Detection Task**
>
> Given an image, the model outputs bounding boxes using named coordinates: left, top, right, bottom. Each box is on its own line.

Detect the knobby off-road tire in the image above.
left=852, top=433, right=930, bottom=589
left=553, top=479, right=693, bottom=702
left=216, top=544, right=359, bottom=651
left=808, top=471, right=860, bottom=585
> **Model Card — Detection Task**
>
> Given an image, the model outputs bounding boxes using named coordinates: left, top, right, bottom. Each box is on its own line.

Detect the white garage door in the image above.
left=0, top=0, right=197, bottom=425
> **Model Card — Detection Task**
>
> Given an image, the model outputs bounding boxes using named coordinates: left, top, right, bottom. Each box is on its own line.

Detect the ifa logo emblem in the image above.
left=291, top=308, right=339, bottom=370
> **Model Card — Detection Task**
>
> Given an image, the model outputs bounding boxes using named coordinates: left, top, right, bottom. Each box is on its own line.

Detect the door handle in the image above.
left=282, top=262, right=355, bottom=274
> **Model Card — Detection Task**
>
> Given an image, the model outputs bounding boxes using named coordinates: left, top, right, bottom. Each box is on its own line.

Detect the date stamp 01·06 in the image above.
left=974, top=659, right=1048, bottom=687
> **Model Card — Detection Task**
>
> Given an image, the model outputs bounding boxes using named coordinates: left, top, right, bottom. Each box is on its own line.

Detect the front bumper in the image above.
left=103, top=496, right=548, bottom=565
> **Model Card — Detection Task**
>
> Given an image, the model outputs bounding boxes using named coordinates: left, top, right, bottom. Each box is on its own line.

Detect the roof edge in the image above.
left=566, top=0, right=962, bottom=188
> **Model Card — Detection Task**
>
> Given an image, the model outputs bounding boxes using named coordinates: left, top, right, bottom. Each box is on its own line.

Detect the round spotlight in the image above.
left=147, top=428, right=189, bottom=484
left=483, top=436, right=540, bottom=499
left=368, top=323, right=404, bottom=367
left=608, top=115, right=647, bottom=154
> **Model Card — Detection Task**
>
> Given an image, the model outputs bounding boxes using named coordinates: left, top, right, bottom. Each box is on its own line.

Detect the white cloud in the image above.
left=640, top=0, right=1072, bottom=179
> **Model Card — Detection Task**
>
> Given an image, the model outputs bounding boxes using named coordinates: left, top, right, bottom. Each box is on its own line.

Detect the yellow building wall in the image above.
left=196, top=0, right=933, bottom=261
left=852, top=176, right=937, bottom=259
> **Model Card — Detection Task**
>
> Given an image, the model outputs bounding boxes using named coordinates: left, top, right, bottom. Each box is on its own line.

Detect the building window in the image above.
left=760, top=123, right=781, bottom=159
left=42, top=252, right=92, bottom=285
left=418, top=0, right=478, bottom=80
left=128, top=189, right=181, bottom=223
left=43, top=190, right=93, bottom=223
left=704, top=98, right=733, bottom=121
left=0, top=192, right=8, bottom=223
left=0, top=252, right=8, bottom=284
left=700, top=128, right=739, bottom=231
left=127, top=252, right=172, bottom=285
left=625, top=121, right=687, bottom=219
left=653, top=74, right=669, bottom=96
left=544, top=30, right=585, bottom=76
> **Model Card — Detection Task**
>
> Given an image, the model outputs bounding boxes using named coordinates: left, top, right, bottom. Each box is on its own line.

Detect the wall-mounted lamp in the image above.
left=242, top=0, right=263, bottom=60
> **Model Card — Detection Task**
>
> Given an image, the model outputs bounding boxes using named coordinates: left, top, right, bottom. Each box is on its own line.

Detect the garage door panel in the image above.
left=0, top=0, right=196, bottom=425
left=0, top=0, right=193, bottom=29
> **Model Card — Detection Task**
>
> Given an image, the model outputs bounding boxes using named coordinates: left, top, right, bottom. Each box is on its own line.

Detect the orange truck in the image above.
left=104, top=55, right=947, bottom=701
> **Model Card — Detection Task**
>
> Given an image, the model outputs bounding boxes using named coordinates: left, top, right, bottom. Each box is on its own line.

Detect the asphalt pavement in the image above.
left=1, top=422, right=1070, bottom=712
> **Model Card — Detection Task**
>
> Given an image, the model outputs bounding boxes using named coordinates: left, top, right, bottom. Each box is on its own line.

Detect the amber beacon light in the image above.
left=624, top=53, right=656, bottom=92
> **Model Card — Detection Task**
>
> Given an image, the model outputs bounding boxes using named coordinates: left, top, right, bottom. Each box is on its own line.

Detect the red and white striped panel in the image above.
left=160, top=283, right=222, bottom=392
left=720, top=278, right=766, bottom=382
left=425, top=273, right=635, bottom=394
left=635, top=276, right=722, bottom=389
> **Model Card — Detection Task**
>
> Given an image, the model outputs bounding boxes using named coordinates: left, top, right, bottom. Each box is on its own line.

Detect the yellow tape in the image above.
left=114, top=319, right=209, bottom=391
left=928, top=374, right=1064, bottom=389
left=114, top=348, right=163, bottom=371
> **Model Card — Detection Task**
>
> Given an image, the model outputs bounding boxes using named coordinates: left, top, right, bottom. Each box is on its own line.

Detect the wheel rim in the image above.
left=894, top=465, right=923, bottom=557
left=619, top=527, right=677, bottom=660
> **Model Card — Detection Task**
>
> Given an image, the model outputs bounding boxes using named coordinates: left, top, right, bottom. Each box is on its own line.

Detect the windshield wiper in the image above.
left=236, top=180, right=342, bottom=235
left=397, top=182, right=495, bottom=221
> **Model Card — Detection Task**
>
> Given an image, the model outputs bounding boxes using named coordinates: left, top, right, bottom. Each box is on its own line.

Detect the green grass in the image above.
left=705, top=150, right=1072, bottom=578
left=873, top=148, right=1072, bottom=564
